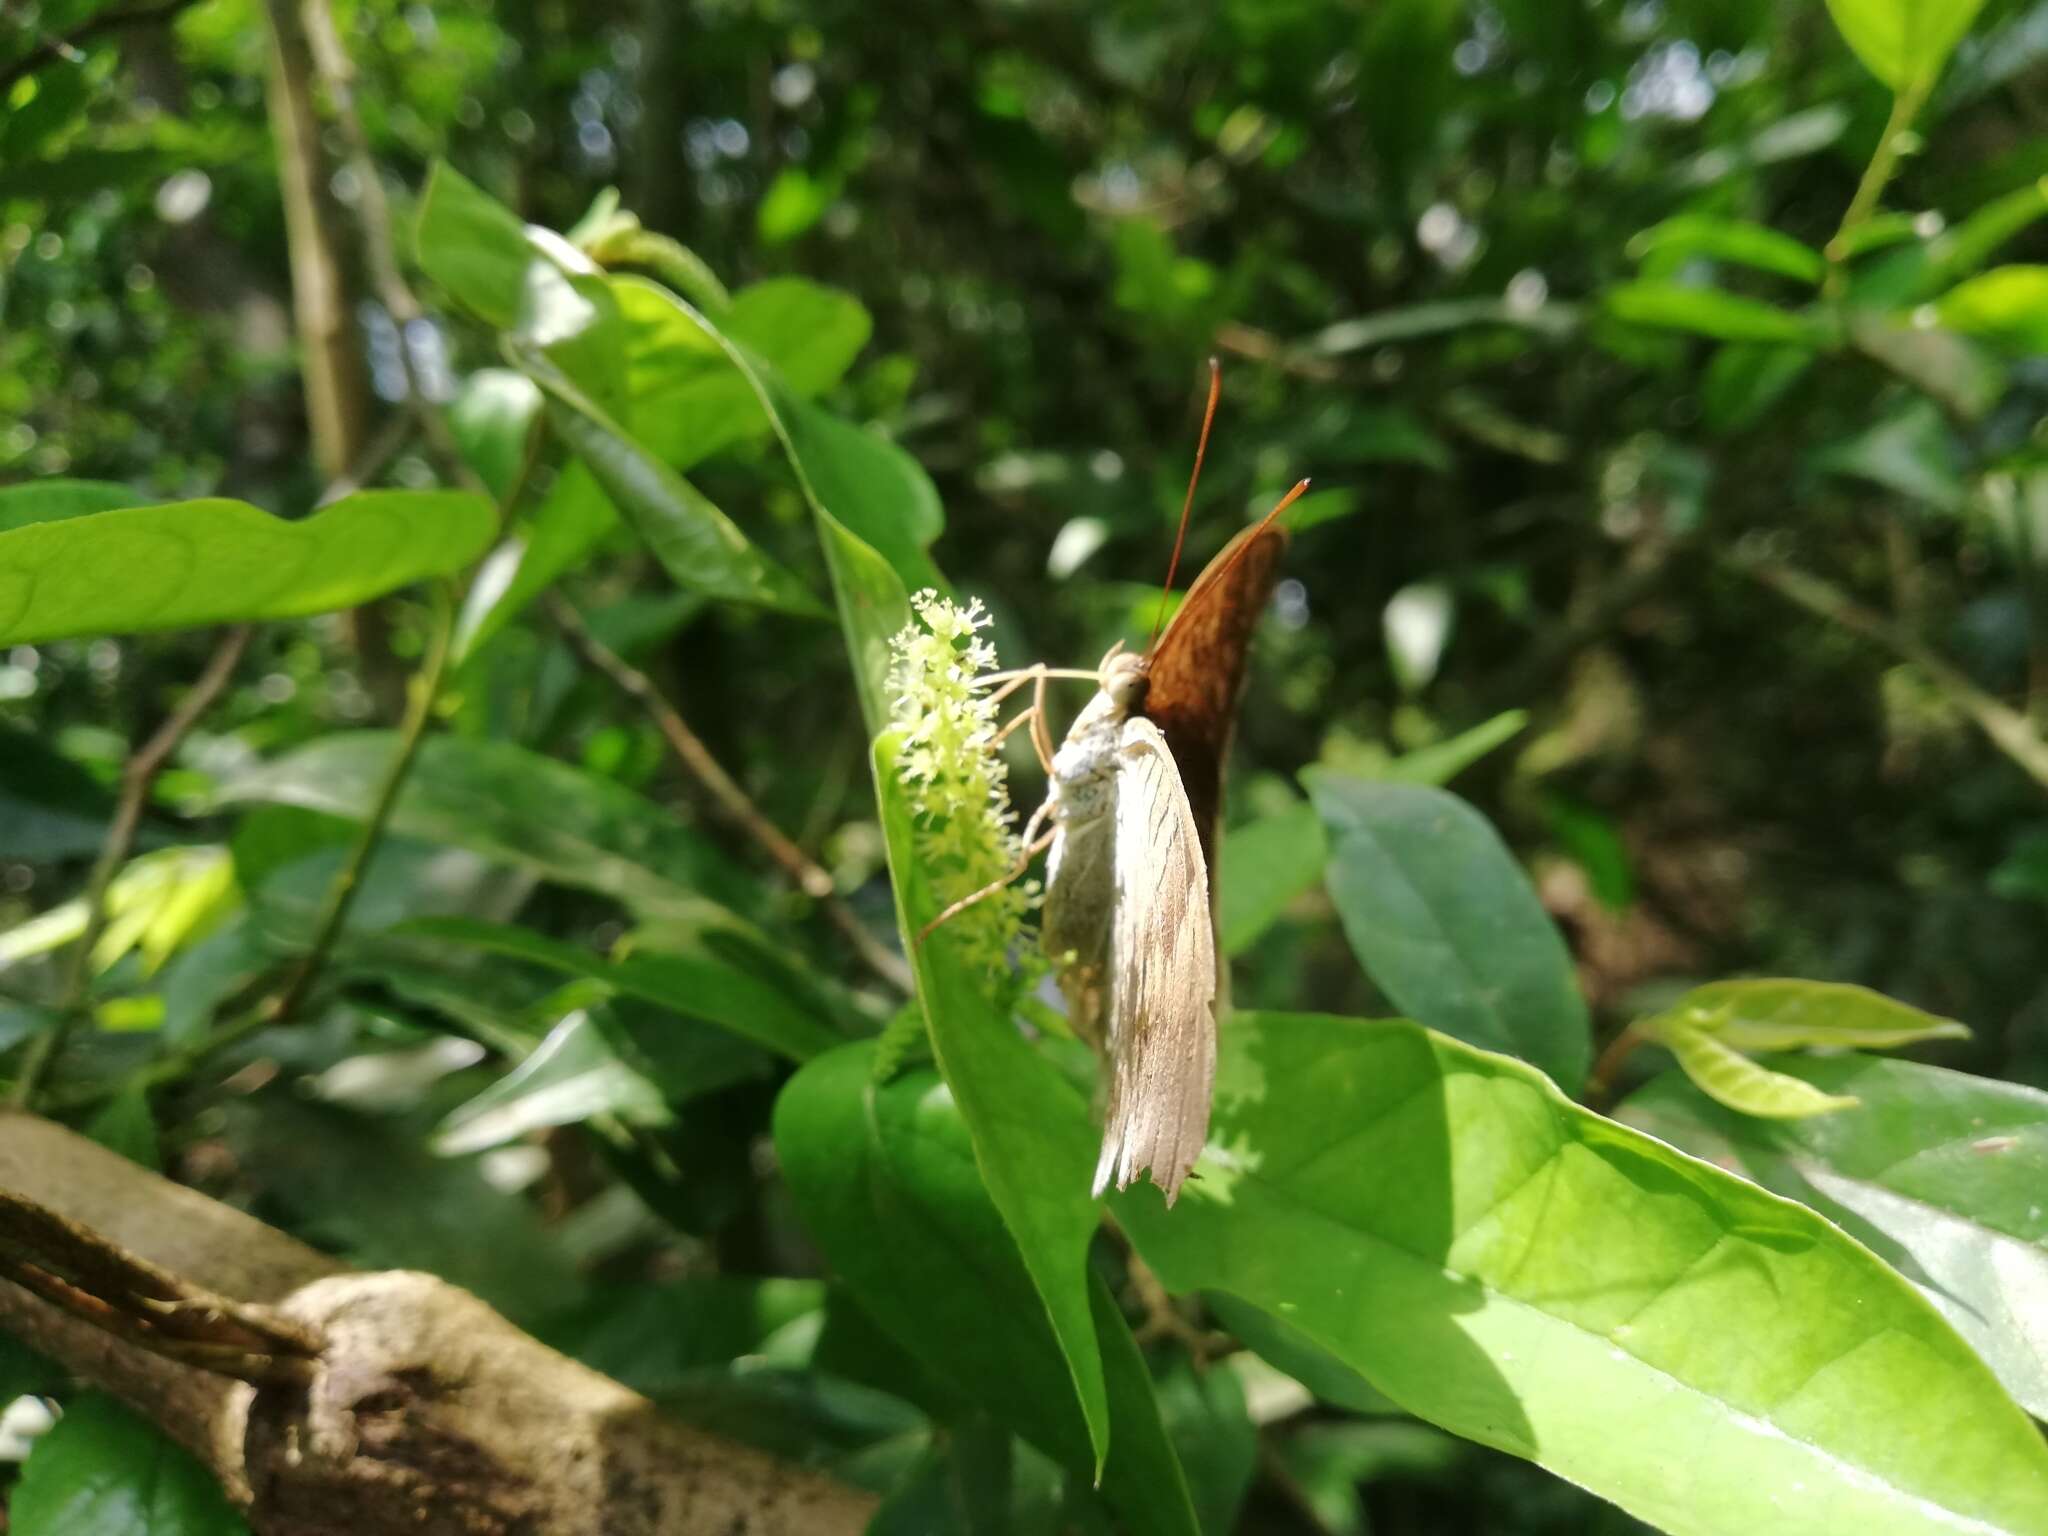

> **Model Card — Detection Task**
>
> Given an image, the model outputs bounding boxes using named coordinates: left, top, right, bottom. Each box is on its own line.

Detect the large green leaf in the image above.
left=867, top=734, right=1113, bottom=1472
left=1823, top=0, right=1991, bottom=88
left=11, top=1394, right=247, bottom=1536
left=223, top=733, right=756, bottom=925
left=1115, top=1012, right=2048, bottom=1536
left=416, top=160, right=556, bottom=327
left=1621, top=1054, right=2048, bottom=1420
left=1307, top=772, right=1590, bottom=1091
left=0, top=491, right=493, bottom=645
left=398, top=915, right=844, bottom=1061
left=775, top=1041, right=1198, bottom=1535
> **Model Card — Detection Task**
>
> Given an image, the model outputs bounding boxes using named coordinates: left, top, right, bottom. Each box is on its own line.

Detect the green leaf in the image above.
left=1645, top=977, right=1969, bottom=1053
left=509, top=298, right=826, bottom=620
left=1156, top=1355, right=1256, bottom=1536
left=1307, top=772, right=1591, bottom=1091
left=416, top=160, right=556, bottom=328
left=449, top=370, right=541, bottom=503
left=1621, top=1054, right=2048, bottom=1418
left=757, top=166, right=836, bottom=243
left=1849, top=314, right=2006, bottom=422
left=1924, top=180, right=2048, bottom=289
left=0, top=478, right=146, bottom=532
left=1204, top=1293, right=1398, bottom=1415
left=1702, top=343, right=1815, bottom=433
left=397, top=915, right=843, bottom=1062
left=1933, top=264, right=2048, bottom=351
left=1812, top=398, right=1965, bottom=511
left=83, top=1084, right=161, bottom=1170
left=1649, top=1018, right=1863, bottom=1118
left=224, top=733, right=755, bottom=926
left=1219, top=801, right=1328, bottom=956
left=1605, top=282, right=1828, bottom=345
left=1378, top=709, right=1530, bottom=786
left=0, top=492, right=494, bottom=645
left=541, top=1276, right=827, bottom=1392
left=775, top=1041, right=1199, bottom=1535
left=1823, top=0, right=1991, bottom=88
left=11, top=1394, right=247, bottom=1536
left=1116, top=1012, right=2048, bottom=1536
left=1303, top=297, right=1579, bottom=357
left=434, top=1002, right=670, bottom=1154
left=1627, top=216, right=1826, bottom=284
left=867, top=734, right=1113, bottom=1471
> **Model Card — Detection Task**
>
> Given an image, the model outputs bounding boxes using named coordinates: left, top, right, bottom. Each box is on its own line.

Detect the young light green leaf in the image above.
left=775, top=1041, right=1199, bottom=1535
left=1649, top=1017, right=1862, bottom=1118
left=1932, top=264, right=2048, bottom=351
left=1378, top=709, right=1528, bottom=786
left=0, top=492, right=493, bottom=645
left=1621, top=1055, right=2048, bottom=1418
left=1219, top=801, right=1327, bottom=956
left=1307, top=772, right=1591, bottom=1091
left=11, top=1394, right=248, bottom=1536
left=1924, top=180, right=2048, bottom=290
left=1647, top=977, right=1969, bottom=1052
left=1115, top=1012, right=2048, bottom=1536
left=868, top=734, right=1113, bottom=1472
left=1823, top=0, right=1991, bottom=89
left=1605, top=282, right=1829, bottom=345
left=1626, top=215, right=1827, bottom=284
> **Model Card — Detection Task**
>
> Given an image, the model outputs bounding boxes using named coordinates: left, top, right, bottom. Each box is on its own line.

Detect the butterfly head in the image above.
left=1099, top=645, right=1151, bottom=711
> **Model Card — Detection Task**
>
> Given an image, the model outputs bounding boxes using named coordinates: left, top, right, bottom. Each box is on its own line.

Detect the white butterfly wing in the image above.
left=1094, top=716, right=1218, bottom=1204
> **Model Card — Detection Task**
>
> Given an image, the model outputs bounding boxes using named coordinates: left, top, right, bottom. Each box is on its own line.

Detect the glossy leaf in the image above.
left=1933, top=264, right=2048, bottom=352
left=1627, top=216, right=1826, bottom=283
left=1307, top=771, right=1591, bottom=1091
left=1116, top=1011, right=2048, bottom=1536
left=434, top=1003, right=670, bottom=1155
left=868, top=734, right=1113, bottom=1470
left=1219, top=800, right=1327, bottom=956
left=510, top=302, right=826, bottom=619
left=447, top=368, right=541, bottom=502
left=775, top=1041, right=1198, bottom=1534
left=224, top=733, right=757, bottom=925
left=1621, top=1054, right=2048, bottom=1418
left=1645, top=977, right=1969, bottom=1053
left=11, top=1394, right=247, bottom=1536
left=0, top=491, right=494, bottom=645
left=1823, top=0, right=1991, bottom=88
left=1605, top=282, right=1828, bottom=345
left=1649, top=1018, right=1862, bottom=1118
left=416, top=159, right=563, bottom=327
left=399, top=915, right=844, bottom=1061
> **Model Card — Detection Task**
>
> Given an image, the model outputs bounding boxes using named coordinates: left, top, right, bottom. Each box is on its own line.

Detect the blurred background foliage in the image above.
left=3, top=0, right=2048, bottom=1529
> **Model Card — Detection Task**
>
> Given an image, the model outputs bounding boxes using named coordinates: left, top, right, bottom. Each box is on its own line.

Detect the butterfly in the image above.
left=952, top=363, right=1303, bottom=1204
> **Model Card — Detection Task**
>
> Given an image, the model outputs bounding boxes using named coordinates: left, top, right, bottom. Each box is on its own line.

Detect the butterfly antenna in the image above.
left=1191, top=476, right=1313, bottom=605
left=1148, top=356, right=1224, bottom=651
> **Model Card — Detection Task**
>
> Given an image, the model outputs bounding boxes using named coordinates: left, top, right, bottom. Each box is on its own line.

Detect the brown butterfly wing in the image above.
left=1141, top=522, right=1288, bottom=875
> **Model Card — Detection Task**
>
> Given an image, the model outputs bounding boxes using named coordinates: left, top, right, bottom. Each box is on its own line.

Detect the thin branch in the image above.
left=547, top=595, right=913, bottom=996
left=267, top=583, right=455, bottom=1026
left=0, top=0, right=205, bottom=95
left=1583, top=1023, right=1646, bottom=1111
left=12, top=625, right=251, bottom=1109
left=1824, top=78, right=1932, bottom=290
left=298, top=0, right=484, bottom=496
left=1739, top=556, right=2048, bottom=794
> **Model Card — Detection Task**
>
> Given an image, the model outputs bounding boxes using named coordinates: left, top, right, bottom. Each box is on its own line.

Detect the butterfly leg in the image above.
left=987, top=667, right=1058, bottom=776
left=914, top=798, right=1057, bottom=947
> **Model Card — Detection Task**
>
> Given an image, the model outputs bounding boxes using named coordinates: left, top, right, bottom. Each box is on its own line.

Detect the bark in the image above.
left=0, top=1114, right=877, bottom=1536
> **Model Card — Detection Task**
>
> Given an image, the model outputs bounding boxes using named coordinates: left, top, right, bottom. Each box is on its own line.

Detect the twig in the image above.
left=267, top=583, right=455, bottom=1025
left=298, top=0, right=484, bottom=497
left=11, top=626, right=251, bottom=1109
left=547, top=595, right=913, bottom=996
left=1583, top=1023, right=1646, bottom=1111
left=1824, top=78, right=1932, bottom=290
left=1739, top=556, right=2048, bottom=793
left=0, top=0, right=205, bottom=95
